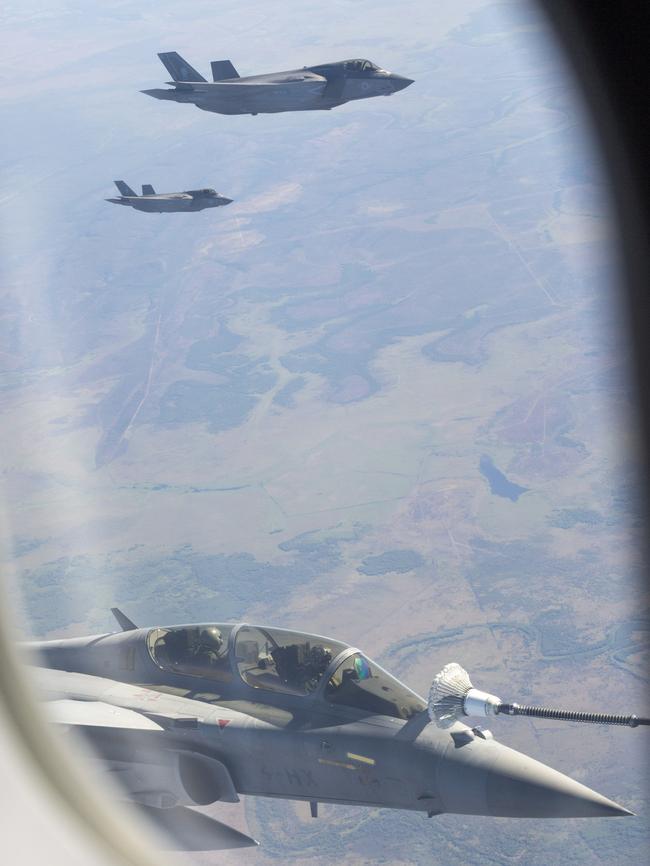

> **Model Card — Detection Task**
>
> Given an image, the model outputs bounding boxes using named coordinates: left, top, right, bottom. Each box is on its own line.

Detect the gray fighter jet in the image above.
left=141, top=52, right=414, bottom=115
left=106, top=181, right=233, bottom=213
left=29, top=610, right=642, bottom=852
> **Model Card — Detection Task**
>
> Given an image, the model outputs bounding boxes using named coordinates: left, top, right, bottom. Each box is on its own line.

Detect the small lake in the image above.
left=480, top=455, right=529, bottom=502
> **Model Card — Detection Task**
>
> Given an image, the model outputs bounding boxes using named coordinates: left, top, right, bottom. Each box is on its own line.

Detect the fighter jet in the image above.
left=28, top=610, right=640, bottom=852
left=106, top=181, right=233, bottom=213
left=141, top=52, right=414, bottom=115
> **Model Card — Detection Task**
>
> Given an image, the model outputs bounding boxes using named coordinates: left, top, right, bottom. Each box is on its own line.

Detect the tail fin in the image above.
left=111, top=607, right=138, bottom=632
left=158, top=51, right=206, bottom=82
left=211, top=60, right=239, bottom=81
left=142, top=184, right=156, bottom=196
left=114, top=180, right=136, bottom=197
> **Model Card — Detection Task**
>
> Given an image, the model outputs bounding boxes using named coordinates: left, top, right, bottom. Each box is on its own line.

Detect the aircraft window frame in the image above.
left=344, top=59, right=377, bottom=74
left=233, top=624, right=347, bottom=697
left=322, top=650, right=426, bottom=720
left=147, top=624, right=235, bottom=681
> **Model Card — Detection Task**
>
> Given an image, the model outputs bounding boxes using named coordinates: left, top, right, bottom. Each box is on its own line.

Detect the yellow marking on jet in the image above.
left=318, top=758, right=355, bottom=770
left=347, top=752, right=376, bottom=766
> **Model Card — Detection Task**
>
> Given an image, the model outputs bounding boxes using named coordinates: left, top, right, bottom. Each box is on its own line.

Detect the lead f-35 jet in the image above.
left=28, top=610, right=644, bottom=852
left=106, top=181, right=233, bottom=213
left=141, top=52, right=414, bottom=115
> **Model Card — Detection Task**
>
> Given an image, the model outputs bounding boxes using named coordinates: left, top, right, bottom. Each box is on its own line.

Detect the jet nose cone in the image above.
left=437, top=735, right=632, bottom=818
left=486, top=745, right=632, bottom=818
left=220, top=197, right=233, bottom=206
left=391, top=75, right=414, bottom=92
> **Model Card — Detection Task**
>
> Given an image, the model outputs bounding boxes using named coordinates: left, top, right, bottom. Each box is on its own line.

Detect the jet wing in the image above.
left=34, top=666, right=203, bottom=713
left=135, top=804, right=258, bottom=851
left=47, top=699, right=165, bottom=730
left=238, top=70, right=326, bottom=85
left=32, top=667, right=258, bottom=851
left=200, top=70, right=326, bottom=96
left=33, top=666, right=239, bottom=735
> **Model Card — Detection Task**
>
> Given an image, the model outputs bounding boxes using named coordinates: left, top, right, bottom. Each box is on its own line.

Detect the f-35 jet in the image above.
left=27, top=610, right=641, bottom=852
left=106, top=180, right=233, bottom=213
left=141, top=52, right=414, bottom=115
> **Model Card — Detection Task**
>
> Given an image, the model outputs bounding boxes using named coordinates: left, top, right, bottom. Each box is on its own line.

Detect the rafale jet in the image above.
left=141, top=52, right=414, bottom=115
left=106, top=181, right=233, bottom=213
left=27, top=609, right=642, bottom=851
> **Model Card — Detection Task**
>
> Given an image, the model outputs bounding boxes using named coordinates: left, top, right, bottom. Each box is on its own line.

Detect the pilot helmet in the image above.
left=201, top=626, right=223, bottom=650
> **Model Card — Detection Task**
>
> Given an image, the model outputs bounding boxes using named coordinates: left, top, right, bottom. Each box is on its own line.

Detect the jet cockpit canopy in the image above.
left=147, top=622, right=426, bottom=720
left=308, top=60, right=382, bottom=78
left=343, top=59, right=380, bottom=73
left=234, top=625, right=426, bottom=719
left=234, top=625, right=347, bottom=696
left=324, top=651, right=425, bottom=720
left=187, top=188, right=218, bottom=197
left=148, top=623, right=234, bottom=682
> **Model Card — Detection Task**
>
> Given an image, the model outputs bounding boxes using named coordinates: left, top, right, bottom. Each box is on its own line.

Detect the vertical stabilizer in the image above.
left=158, top=52, right=207, bottom=82
left=211, top=60, right=239, bottom=81
left=142, top=184, right=156, bottom=196
left=114, top=180, right=137, bottom=197
left=111, top=607, right=138, bottom=631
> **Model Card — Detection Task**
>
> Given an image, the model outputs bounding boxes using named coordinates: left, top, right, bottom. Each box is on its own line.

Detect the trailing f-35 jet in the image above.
left=27, top=610, right=644, bottom=852
left=141, top=52, right=414, bottom=115
left=106, top=181, right=233, bottom=213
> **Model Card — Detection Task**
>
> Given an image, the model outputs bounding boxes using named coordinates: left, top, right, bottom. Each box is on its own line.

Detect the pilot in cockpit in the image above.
left=271, top=643, right=333, bottom=692
left=191, top=627, right=224, bottom=665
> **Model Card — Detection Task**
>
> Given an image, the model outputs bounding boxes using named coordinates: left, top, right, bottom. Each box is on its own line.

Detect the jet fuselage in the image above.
left=30, top=622, right=631, bottom=820
left=106, top=188, right=233, bottom=213
left=142, top=57, right=414, bottom=115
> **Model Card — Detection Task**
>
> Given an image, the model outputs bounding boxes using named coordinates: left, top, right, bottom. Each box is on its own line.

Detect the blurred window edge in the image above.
left=0, top=607, right=162, bottom=866
left=539, top=1, right=650, bottom=535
